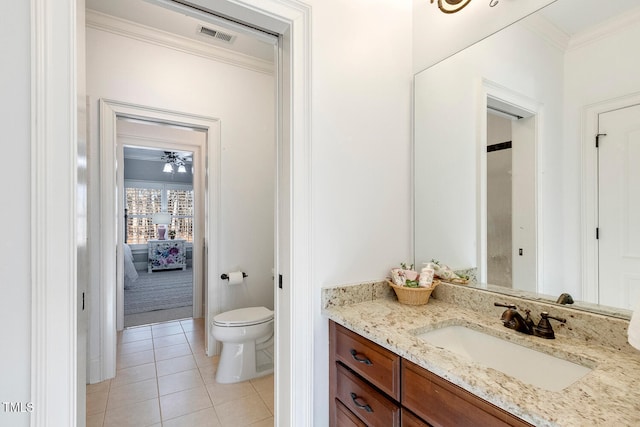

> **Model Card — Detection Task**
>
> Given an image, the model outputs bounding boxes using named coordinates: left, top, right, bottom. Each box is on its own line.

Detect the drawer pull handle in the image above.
left=350, top=392, right=373, bottom=413
left=350, top=349, right=372, bottom=365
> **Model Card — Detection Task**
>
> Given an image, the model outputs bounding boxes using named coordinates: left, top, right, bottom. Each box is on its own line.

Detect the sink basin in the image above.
left=416, top=325, right=592, bottom=391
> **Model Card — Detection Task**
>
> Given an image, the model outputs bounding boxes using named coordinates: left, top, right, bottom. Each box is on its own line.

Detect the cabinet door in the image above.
left=402, top=360, right=532, bottom=427
left=335, top=399, right=367, bottom=427
left=336, top=363, right=400, bottom=427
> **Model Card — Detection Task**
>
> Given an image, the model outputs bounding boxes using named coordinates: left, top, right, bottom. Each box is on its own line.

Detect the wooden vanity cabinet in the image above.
left=403, top=360, right=532, bottom=427
left=329, top=320, right=533, bottom=427
left=330, top=321, right=401, bottom=427
left=335, top=399, right=367, bottom=427
left=401, top=409, right=431, bottom=427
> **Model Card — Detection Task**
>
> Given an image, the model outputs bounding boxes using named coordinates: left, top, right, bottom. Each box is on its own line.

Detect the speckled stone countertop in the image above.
left=322, top=281, right=640, bottom=426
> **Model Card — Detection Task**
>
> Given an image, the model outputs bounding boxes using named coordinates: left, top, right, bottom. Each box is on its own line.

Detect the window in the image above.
left=125, top=180, right=194, bottom=244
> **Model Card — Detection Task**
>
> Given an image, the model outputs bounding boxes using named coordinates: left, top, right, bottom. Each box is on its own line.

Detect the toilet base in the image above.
left=215, top=340, right=274, bottom=384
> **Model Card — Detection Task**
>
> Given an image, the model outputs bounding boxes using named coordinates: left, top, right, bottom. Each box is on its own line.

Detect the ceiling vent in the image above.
left=198, top=26, right=235, bottom=43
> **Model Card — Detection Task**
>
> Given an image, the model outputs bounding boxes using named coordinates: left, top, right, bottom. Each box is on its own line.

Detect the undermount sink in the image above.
left=416, top=325, right=592, bottom=392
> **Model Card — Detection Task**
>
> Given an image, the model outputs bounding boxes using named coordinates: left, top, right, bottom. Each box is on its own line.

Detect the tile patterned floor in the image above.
left=86, top=318, right=274, bottom=427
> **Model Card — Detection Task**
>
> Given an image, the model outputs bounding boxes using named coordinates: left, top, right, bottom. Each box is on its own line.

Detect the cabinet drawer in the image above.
left=402, top=409, right=431, bottom=427
left=336, top=362, right=400, bottom=427
left=335, top=398, right=367, bottom=427
left=331, top=321, right=401, bottom=400
left=402, top=360, right=533, bottom=427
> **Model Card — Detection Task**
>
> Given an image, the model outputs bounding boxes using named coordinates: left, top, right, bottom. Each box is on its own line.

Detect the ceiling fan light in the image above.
left=177, top=164, right=187, bottom=173
left=163, top=162, right=174, bottom=173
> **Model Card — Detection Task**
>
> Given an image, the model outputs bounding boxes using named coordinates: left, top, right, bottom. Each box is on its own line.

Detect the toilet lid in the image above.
left=213, top=306, right=274, bottom=327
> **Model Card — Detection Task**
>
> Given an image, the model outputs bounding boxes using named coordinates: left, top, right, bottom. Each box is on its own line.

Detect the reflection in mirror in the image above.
left=414, top=0, right=640, bottom=317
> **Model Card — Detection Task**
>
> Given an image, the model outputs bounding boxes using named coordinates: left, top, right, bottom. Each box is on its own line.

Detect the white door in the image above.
left=598, top=104, right=640, bottom=309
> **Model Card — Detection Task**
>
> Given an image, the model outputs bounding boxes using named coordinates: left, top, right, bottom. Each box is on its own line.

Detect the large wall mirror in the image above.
left=414, top=0, right=640, bottom=317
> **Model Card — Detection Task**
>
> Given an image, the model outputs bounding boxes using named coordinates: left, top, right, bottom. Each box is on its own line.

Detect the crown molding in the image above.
left=568, top=6, right=640, bottom=51
left=86, top=9, right=274, bottom=75
left=521, top=6, right=640, bottom=54
left=520, top=13, right=570, bottom=52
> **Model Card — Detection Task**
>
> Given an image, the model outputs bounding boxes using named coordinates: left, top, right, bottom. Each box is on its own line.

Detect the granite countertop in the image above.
left=323, top=285, right=640, bottom=426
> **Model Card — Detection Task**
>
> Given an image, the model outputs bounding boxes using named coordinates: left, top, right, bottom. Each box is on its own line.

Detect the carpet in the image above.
left=124, top=268, right=193, bottom=315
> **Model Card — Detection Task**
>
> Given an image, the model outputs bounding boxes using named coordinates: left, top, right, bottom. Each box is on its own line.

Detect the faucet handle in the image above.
left=542, top=311, right=566, bottom=323
left=494, top=302, right=517, bottom=309
left=533, top=311, right=567, bottom=339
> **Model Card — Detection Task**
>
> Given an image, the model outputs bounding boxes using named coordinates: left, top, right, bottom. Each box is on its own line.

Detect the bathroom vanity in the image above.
left=330, top=321, right=532, bottom=426
left=323, top=281, right=640, bottom=426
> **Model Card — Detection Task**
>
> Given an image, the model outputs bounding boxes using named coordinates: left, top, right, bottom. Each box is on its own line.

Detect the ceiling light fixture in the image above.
left=430, top=0, right=498, bottom=14
left=161, top=152, right=187, bottom=174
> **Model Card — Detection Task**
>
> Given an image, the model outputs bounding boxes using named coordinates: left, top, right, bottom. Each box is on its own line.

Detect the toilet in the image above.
left=211, top=306, right=274, bottom=384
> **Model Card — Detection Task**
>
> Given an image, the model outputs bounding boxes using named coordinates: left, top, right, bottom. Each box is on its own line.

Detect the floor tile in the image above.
left=156, top=354, right=197, bottom=377
left=86, top=389, right=109, bottom=416
left=120, top=328, right=153, bottom=344
left=88, top=317, right=274, bottom=427
left=158, top=369, right=204, bottom=396
left=117, top=349, right=155, bottom=370
left=111, top=363, right=157, bottom=388
left=259, top=389, right=274, bottom=415
left=118, top=338, right=154, bottom=355
left=103, top=397, right=161, bottom=427
left=194, top=352, right=218, bottom=368
left=214, top=394, right=271, bottom=426
left=180, top=318, right=204, bottom=332
left=86, top=379, right=111, bottom=395
left=206, top=382, right=256, bottom=406
left=86, top=411, right=105, bottom=427
left=152, top=321, right=182, bottom=330
left=154, top=343, right=192, bottom=361
left=152, top=324, right=184, bottom=338
left=153, top=333, right=188, bottom=348
left=162, top=407, right=221, bottom=427
left=248, top=417, right=274, bottom=427
left=250, top=375, right=273, bottom=394
left=159, top=385, right=212, bottom=420
left=199, top=365, right=218, bottom=386
left=106, top=378, right=158, bottom=410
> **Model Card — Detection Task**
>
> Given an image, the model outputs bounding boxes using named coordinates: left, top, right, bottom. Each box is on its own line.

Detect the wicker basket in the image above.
left=388, top=279, right=439, bottom=306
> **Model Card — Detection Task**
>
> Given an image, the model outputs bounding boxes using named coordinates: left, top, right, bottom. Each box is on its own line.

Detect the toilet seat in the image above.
left=213, top=306, right=274, bottom=327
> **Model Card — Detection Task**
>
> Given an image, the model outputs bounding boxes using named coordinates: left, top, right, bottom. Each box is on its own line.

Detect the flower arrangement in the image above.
left=168, top=229, right=176, bottom=239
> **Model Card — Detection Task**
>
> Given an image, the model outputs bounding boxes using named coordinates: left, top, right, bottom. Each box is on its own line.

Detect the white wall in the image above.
left=0, top=1, right=31, bottom=426
left=85, top=24, right=276, bottom=378
left=414, top=21, right=565, bottom=290
left=307, top=0, right=413, bottom=423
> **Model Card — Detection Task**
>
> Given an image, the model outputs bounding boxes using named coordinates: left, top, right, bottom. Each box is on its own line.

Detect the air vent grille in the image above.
left=198, top=26, right=235, bottom=43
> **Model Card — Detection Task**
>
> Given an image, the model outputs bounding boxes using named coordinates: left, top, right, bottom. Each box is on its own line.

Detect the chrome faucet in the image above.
left=494, top=303, right=534, bottom=335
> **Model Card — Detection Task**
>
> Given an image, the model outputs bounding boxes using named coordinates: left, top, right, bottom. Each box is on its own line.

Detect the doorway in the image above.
left=486, top=104, right=536, bottom=292
left=479, top=84, right=540, bottom=292
left=118, top=120, right=203, bottom=327
left=34, top=0, right=312, bottom=425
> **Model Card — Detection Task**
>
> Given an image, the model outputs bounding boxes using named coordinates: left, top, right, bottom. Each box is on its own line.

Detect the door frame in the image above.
left=114, top=116, right=208, bottom=329
left=32, top=0, right=312, bottom=426
left=581, top=91, right=640, bottom=304
left=99, top=99, right=219, bottom=377
left=478, top=79, right=542, bottom=289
